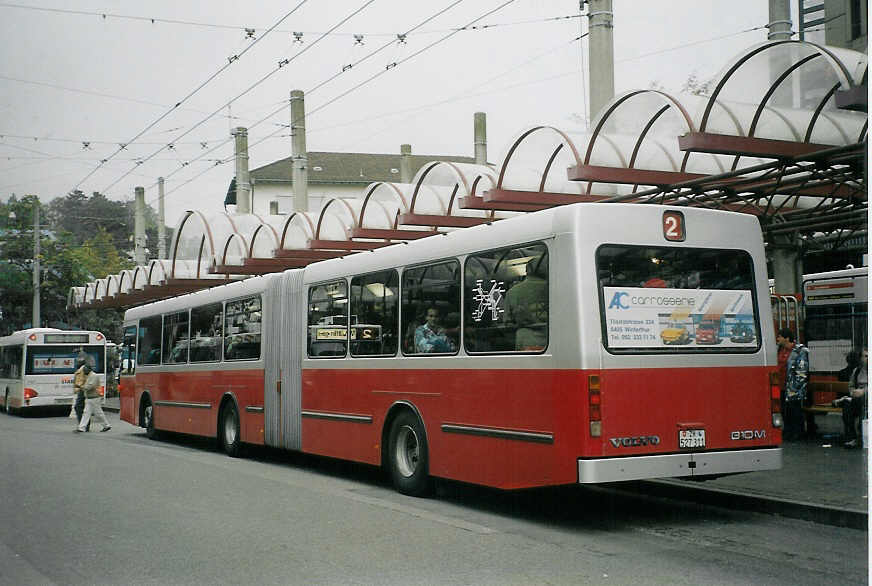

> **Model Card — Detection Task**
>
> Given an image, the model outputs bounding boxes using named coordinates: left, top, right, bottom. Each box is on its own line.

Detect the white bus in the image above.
left=0, top=328, right=108, bottom=414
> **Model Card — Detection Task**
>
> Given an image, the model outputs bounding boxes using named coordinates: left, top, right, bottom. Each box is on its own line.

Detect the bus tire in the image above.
left=220, top=401, right=241, bottom=458
left=3, top=390, right=10, bottom=415
left=143, top=398, right=159, bottom=440
left=387, top=411, right=431, bottom=497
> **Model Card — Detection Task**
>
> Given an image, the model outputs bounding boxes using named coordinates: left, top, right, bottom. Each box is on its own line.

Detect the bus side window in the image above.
left=121, top=325, right=136, bottom=375
left=401, top=260, right=460, bottom=355
left=465, top=243, right=549, bottom=353
left=190, top=302, right=223, bottom=362
left=163, top=311, right=190, bottom=364
left=138, top=315, right=162, bottom=366
left=308, top=281, right=348, bottom=358
left=225, top=296, right=262, bottom=361
left=350, top=270, right=399, bottom=357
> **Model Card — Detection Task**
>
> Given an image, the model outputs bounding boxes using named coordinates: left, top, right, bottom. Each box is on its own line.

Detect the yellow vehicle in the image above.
left=660, top=326, right=691, bottom=345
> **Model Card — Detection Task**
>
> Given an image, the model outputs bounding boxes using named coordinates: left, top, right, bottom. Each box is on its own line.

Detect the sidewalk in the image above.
left=102, top=397, right=867, bottom=527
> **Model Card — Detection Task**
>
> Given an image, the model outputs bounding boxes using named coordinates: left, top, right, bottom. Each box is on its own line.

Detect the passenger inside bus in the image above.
left=505, top=256, right=548, bottom=351
left=414, top=307, right=456, bottom=353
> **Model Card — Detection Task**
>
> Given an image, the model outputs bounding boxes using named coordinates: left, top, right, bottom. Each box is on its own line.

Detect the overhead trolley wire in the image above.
left=104, top=0, right=377, bottom=197
left=156, top=0, right=520, bottom=202
left=70, top=0, right=309, bottom=193
left=0, top=2, right=579, bottom=37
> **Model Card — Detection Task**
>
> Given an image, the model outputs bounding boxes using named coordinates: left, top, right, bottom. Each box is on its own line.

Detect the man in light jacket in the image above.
left=75, top=363, right=111, bottom=433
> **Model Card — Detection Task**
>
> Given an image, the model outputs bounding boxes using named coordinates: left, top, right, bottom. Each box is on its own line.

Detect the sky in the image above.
left=0, top=0, right=801, bottom=229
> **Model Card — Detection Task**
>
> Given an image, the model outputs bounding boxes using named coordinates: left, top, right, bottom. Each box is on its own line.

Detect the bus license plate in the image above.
left=679, top=429, right=705, bottom=449
left=54, top=397, right=73, bottom=404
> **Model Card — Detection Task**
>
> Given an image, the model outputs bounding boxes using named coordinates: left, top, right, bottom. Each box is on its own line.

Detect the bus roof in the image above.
left=124, top=202, right=766, bottom=321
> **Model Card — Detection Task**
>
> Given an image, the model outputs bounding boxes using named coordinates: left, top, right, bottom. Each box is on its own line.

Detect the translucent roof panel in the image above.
left=697, top=41, right=867, bottom=144
left=131, top=266, right=149, bottom=290
left=496, top=126, right=586, bottom=195
left=106, top=275, right=119, bottom=297
left=278, top=212, right=317, bottom=250
left=250, top=221, right=282, bottom=259
left=220, top=234, right=248, bottom=266
left=410, top=162, right=492, bottom=219
left=317, top=199, right=359, bottom=240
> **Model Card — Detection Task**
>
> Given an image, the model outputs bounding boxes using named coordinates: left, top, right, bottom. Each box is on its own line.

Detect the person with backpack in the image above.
left=778, top=328, right=808, bottom=441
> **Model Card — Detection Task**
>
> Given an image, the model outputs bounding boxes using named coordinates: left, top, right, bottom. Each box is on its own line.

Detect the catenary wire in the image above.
left=70, top=0, right=309, bottom=192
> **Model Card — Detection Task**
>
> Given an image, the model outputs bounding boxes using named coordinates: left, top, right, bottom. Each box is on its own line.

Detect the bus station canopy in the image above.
left=70, top=40, right=866, bottom=311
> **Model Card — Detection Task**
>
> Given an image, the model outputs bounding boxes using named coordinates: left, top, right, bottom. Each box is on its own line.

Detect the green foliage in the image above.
left=0, top=192, right=169, bottom=339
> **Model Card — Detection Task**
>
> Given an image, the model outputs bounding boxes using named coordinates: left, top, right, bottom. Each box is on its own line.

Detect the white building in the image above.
left=226, top=151, right=476, bottom=215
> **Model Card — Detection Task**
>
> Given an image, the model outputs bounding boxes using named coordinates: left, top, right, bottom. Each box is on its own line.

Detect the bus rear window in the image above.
left=25, top=345, right=105, bottom=375
left=596, top=245, right=760, bottom=353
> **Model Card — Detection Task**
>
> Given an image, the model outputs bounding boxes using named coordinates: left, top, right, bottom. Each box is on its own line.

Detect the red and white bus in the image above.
left=120, top=203, right=782, bottom=495
left=0, top=328, right=108, bottom=414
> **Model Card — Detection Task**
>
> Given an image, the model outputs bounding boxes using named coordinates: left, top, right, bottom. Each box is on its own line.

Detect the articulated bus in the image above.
left=0, top=328, right=108, bottom=414
left=120, top=203, right=782, bottom=495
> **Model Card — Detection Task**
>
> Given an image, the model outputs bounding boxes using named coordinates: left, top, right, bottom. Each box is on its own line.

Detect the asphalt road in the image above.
left=0, top=409, right=866, bottom=586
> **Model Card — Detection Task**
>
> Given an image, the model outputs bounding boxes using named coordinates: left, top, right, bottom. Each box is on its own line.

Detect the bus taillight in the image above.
left=769, top=371, right=783, bottom=428
left=23, top=388, right=38, bottom=403
left=588, top=374, right=602, bottom=437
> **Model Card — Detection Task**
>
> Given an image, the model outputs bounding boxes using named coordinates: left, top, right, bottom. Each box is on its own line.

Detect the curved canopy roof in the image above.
left=71, top=40, right=866, bottom=311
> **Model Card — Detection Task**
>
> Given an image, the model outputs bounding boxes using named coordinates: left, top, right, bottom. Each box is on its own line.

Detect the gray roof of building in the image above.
left=249, top=151, right=477, bottom=185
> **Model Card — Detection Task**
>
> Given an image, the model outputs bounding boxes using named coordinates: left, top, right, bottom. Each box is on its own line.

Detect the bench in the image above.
left=803, top=404, right=842, bottom=416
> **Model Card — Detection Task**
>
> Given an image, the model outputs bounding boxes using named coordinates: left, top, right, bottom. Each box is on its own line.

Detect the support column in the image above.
left=474, top=112, right=487, bottom=165
left=767, top=0, right=793, bottom=40
left=770, top=234, right=803, bottom=294
left=157, top=177, right=167, bottom=258
left=290, top=89, right=308, bottom=212
left=134, top=186, right=146, bottom=266
left=400, top=144, right=412, bottom=183
left=32, top=200, right=40, bottom=328
left=231, top=127, right=251, bottom=214
left=587, top=0, right=615, bottom=122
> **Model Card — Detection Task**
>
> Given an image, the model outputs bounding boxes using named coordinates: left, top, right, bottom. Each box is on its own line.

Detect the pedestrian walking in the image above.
left=69, top=355, right=90, bottom=431
left=75, top=362, right=111, bottom=433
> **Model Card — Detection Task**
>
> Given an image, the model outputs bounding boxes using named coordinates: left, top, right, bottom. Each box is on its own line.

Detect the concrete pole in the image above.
left=587, top=0, right=615, bottom=122
left=290, top=90, right=308, bottom=212
left=474, top=112, right=487, bottom=165
left=32, top=201, right=40, bottom=328
left=400, top=144, right=412, bottom=183
left=231, top=127, right=251, bottom=214
left=771, top=235, right=803, bottom=294
left=768, top=0, right=793, bottom=40
left=134, top=186, right=146, bottom=266
left=157, top=177, right=167, bottom=259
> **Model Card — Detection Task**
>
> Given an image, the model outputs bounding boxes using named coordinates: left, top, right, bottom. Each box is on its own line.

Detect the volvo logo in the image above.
left=730, top=429, right=766, bottom=440
left=609, top=435, right=660, bottom=448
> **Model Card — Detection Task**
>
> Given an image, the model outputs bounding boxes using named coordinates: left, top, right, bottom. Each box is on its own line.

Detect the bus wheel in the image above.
left=3, top=391, right=9, bottom=415
left=387, top=411, right=431, bottom=496
left=143, top=399, right=159, bottom=440
left=220, top=402, right=241, bottom=457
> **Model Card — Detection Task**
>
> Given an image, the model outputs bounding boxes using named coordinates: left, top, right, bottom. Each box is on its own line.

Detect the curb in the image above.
left=632, top=479, right=867, bottom=530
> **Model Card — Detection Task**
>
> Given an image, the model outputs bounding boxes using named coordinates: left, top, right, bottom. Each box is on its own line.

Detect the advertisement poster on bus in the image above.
left=603, top=287, right=757, bottom=348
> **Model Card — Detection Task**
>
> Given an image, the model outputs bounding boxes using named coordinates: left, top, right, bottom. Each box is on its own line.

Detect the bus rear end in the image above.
left=577, top=206, right=781, bottom=483
left=19, top=331, right=107, bottom=411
